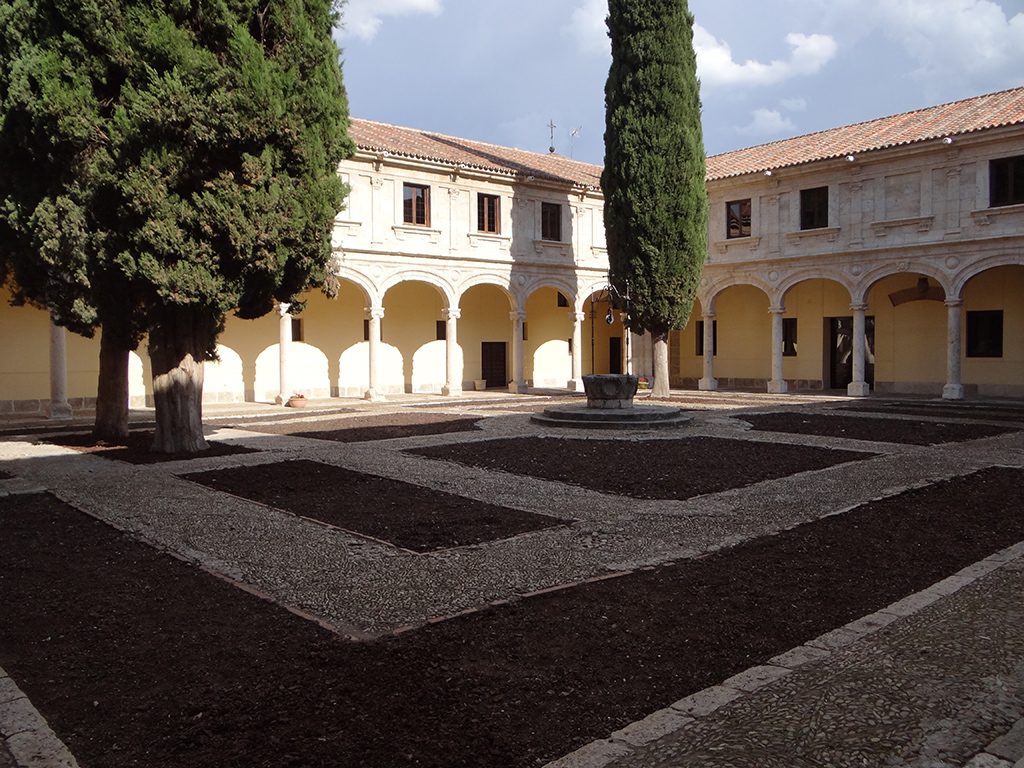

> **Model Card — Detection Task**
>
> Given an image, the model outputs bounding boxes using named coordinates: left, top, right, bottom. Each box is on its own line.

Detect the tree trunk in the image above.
left=652, top=332, right=671, bottom=399
left=94, top=327, right=130, bottom=443
left=148, top=308, right=210, bottom=454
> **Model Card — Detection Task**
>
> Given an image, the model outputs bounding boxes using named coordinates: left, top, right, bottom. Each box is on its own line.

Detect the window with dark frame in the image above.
left=557, top=292, right=569, bottom=307
left=783, top=317, right=797, bottom=356
left=291, top=317, right=303, bottom=343
left=363, top=319, right=369, bottom=341
left=800, top=186, right=829, bottom=230
left=990, top=156, right=1024, bottom=207
left=403, top=183, right=430, bottom=226
left=477, top=193, right=500, bottom=233
left=726, top=199, right=751, bottom=239
left=522, top=322, right=528, bottom=341
left=695, top=320, right=717, bottom=356
left=541, top=202, right=562, bottom=241
left=966, top=310, right=1003, bottom=358
left=436, top=320, right=446, bottom=341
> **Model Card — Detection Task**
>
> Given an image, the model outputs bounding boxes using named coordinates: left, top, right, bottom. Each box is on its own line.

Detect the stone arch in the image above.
left=456, top=273, right=516, bottom=309
left=332, top=264, right=377, bottom=306
left=853, top=262, right=952, bottom=306
left=379, top=270, right=456, bottom=309
left=702, top=276, right=774, bottom=312
left=950, top=252, right=1024, bottom=299
left=518, top=276, right=579, bottom=312
left=778, top=269, right=854, bottom=307
left=380, top=279, right=451, bottom=393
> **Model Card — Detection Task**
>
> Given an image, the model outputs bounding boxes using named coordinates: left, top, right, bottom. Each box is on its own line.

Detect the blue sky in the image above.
left=337, top=0, right=1024, bottom=165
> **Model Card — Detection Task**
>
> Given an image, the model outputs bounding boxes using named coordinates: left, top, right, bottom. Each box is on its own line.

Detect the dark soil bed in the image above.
left=741, top=411, right=1017, bottom=444
left=234, top=412, right=482, bottom=442
left=838, top=401, right=1024, bottom=423
left=0, top=469, right=12, bottom=480
left=184, top=459, right=564, bottom=551
left=409, top=436, right=869, bottom=500
left=1, top=467, right=1022, bottom=767
left=39, top=432, right=258, bottom=464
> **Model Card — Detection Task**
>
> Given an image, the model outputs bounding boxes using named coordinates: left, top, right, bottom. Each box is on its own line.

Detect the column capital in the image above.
left=443, top=307, right=461, bottom=321
left=702, top=311, right=716, bottom=321
left=849, top=303, right=869, bottom=313
left=573, top=312, right=586, bottom=323
left=277, top=302, right=292, bottom=316
left=944, top=298, right=963, bottom=308
left=510, top=310, right=526, bottom=322
left=368, top=306, right=385, bottom=319
left=768, top=305, right=786, bottom=315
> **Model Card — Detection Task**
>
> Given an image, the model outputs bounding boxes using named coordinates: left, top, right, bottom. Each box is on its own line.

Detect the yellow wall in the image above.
left=714, top=284, right=770, bottom=381
left=383, top=281, right=446, bottom=393
left=582, top=294, right=625, bottom=375
left=869, top=274, right=946, bottom=392
left=459, top=284, right=512, bottom=388
left=782, top=279, right=853, bottom=385
left=525, top=287, right=572, bottom=387
left=963, top=265, right=1024, bottom=394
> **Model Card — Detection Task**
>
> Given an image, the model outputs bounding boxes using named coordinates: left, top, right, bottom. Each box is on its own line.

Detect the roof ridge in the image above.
left=350, top=117, right=603, bottom=172
left=708, top=84, right=1024, bottom=162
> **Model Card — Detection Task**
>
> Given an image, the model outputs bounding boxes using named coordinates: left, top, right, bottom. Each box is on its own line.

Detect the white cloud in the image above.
left=866, top=0, right=1024, bottom=79
left=341, top=0, right=442, bottom=41
left=695, top=26, right=837, bottom=87
left=738, top=108, right=796, bottom=137
left=565, top=0, right=608, bottom=55
left=780, top=97, right=807, bottom=112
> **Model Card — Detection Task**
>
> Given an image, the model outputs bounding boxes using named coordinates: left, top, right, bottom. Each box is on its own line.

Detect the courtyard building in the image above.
left=2, top=86, right=1023, bottom=413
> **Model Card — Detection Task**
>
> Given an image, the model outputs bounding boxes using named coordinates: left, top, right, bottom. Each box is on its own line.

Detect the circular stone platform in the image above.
left=531, top=403, right=691, bottom=430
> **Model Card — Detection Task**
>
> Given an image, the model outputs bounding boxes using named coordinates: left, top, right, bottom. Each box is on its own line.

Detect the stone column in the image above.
left=47, top=317, right=73, bottom=419
left=698, top=312, right=718, bottom=391
left=509, top=310, right=527, bottom=393
left=365, top=305, right=385, bottom=401
left=274, top=302, right=292, bottom=405
left=848, top=303, right=871, bottom=397
left=620, top=313, right=632, bottom=375
left=767, top=306, right=788, bottom=394
left=568, top=311, right=585, bottom=392
left=441, top=307, right=462, bottom=396
left=943, top=298, right=965, bottom=400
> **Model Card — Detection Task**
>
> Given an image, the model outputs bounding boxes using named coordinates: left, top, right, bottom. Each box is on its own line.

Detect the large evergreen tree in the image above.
left=602, top=0, right=708, bottom=398
left=0, top=0, right=353, bottom=451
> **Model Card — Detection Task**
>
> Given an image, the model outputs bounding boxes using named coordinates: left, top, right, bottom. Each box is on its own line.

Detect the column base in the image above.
left=698, top=377, right=718, bottom=392
left=942, top=384, right=965, bottom=400
left=508, top=382, right=528, bottom=394
left=767, top=379, right=788, bottom=394
left=566, top=379, right=585, bottom=393
left=846, top=381, right=871, bottom=398
left=441, top=385, right=462, bottom=397
left=46, top=401, right=73, bottom=420
left=274, top=394, right=287, bottom=405
left=363, top=389, right=385, bottom=402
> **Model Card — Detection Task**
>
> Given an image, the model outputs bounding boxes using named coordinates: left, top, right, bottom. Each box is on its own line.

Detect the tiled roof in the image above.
left=706, top=85, right=1024, bottom=180
left=350, top=86, right=1024, bottom=187
left=348, top=119, right=603, bottom=188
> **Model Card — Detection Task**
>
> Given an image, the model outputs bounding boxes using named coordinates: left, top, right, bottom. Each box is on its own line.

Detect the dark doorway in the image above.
left=481, top=342, right=507, bottom=389
left=609, top=337, right=622, bottom=375
left=828, top=316, right=875, bottom=389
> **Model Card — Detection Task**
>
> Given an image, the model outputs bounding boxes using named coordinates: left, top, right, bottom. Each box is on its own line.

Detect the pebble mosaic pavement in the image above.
left=1, top=391, right=1023, bottom=767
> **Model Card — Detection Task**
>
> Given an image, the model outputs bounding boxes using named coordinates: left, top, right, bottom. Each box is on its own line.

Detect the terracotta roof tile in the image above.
left=706, top=85, right=1024, bottom=180
left=348, top=119, right=603, bottom=188
left=350, top=86, right=1024, bottom=187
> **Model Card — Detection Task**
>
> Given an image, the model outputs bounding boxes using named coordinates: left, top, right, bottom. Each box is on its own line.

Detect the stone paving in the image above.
left=1, top=389, right=1023, bottom=766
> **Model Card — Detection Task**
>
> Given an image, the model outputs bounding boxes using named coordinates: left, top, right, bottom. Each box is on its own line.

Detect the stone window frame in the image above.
left=402, top=182, right=431, bottom=226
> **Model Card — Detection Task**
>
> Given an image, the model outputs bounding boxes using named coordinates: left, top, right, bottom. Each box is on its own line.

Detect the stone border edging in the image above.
left=543, top=539, right=1024, bottom=768
left=0, top=667, right=79, bottom=768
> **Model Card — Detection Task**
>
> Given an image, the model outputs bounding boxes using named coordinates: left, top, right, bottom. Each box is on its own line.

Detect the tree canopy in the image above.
left=602, top=0, right=707, bottom=396
left=0, top=0, right=353, bottom=449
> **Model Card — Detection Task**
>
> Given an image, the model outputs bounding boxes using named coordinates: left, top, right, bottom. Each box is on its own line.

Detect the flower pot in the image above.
left=286, top=396, right=308, bottom=408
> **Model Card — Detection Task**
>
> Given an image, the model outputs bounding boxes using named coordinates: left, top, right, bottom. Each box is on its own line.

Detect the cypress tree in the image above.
left=602, top=0, right=708, bottom=398
left=0, top=0, right=353, bottom=451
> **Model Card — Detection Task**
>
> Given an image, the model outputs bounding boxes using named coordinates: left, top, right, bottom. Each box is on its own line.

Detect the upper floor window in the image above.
left=990, top=156, right=1024, bottom=208
left=726, top=199, right=751, bottom=239
left=477, top=193, right=500, bottom=233
left=541, top=202, right=562, bottom=241
left=403, top=183, right=430, bottom=226
left=800, top=186, right=829, bottom=230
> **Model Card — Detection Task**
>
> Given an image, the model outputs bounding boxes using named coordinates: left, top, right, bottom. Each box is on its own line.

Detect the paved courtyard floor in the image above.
left=1, top=389, right=1022, bottom=767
